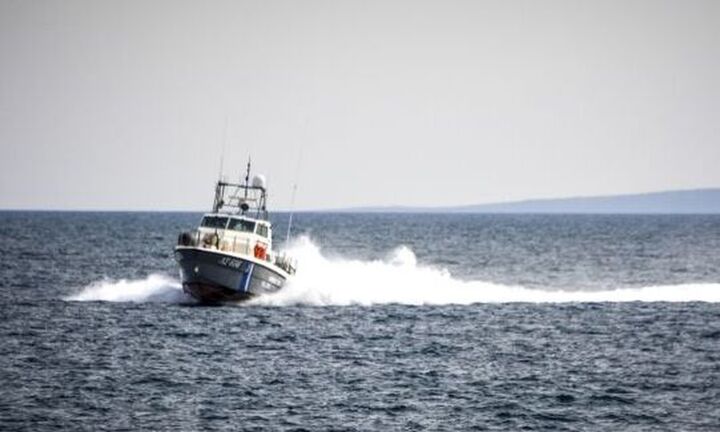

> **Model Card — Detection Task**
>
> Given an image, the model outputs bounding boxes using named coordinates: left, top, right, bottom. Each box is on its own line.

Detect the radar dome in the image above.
left=252, top=174, right=267, bottom=189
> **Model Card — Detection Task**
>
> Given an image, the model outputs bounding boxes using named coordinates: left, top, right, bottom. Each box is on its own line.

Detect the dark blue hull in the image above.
left=174, top=247, right=288, bottom=304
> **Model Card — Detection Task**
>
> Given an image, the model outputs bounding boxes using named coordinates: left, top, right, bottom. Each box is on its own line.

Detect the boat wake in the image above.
left=67, top=237, right=720, bottom=305
left=251, top=237, right=720, bottom=306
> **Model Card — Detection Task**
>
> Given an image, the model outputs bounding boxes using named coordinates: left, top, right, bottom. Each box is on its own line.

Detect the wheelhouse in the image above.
left=199, top=214, right=272, bottom=242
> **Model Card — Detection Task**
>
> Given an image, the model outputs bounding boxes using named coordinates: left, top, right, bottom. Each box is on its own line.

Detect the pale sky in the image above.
left=1, top=0, right=718, bottom=211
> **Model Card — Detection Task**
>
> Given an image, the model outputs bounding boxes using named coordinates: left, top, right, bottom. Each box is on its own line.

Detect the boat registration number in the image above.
left=219, top=257, right=244, bottom=269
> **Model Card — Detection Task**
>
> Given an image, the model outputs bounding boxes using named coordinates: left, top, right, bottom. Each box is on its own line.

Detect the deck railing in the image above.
left=177, top=230, right=297, bottom=275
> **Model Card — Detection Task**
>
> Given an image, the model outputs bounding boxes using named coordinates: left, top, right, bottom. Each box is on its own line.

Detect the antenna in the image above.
left=285, top=141, right=304, bottom=245
left=285, top=183, right=298, bottom=244
left=218, top=116, right=229, bottom=181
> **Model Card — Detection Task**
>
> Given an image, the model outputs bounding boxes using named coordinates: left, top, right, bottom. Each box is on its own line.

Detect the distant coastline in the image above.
left=2, top=188, right=719, bottom=214
left=334, top=188, right=720, bottom=215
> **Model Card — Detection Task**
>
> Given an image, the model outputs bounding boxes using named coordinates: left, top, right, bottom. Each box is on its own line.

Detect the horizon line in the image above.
left=1, top=186, right=718, bottom=213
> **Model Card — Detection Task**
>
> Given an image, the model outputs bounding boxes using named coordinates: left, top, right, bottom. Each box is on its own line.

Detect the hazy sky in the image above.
left=1, top=0, right=718, bottom=211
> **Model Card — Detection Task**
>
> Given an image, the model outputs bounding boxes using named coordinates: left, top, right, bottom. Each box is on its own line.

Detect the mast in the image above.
left=210, top=156, right=270, bottom=220
left=243, top=157, right=251, bottom=201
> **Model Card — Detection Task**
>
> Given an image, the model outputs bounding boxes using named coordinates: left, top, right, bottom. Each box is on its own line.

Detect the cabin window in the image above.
left=228, top=218, right=256, bottom=233
left=256, top=224, right=269, bottom=238
left=201, top=216, right=229, bottom=229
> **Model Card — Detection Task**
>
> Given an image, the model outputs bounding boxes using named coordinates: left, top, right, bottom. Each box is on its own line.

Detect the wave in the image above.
left=65, top=273, right=190, bottom=303
left=67, top=237, right=720, bottom=305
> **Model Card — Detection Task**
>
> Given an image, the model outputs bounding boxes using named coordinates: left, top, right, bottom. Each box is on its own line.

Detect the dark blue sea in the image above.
left=2, top=212, right=720, bottom=431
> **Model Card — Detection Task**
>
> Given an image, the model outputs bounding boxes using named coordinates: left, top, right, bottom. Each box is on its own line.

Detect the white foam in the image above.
left=66, top=237, right=720, bottom=306
left=65, top=273, right=190, bottom=303
left=250, top=236, right=720, bottom=306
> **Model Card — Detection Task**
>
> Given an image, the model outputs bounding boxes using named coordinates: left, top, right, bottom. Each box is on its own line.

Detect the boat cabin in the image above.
left=187, top=171, right=276, bottom=260
left=196, top=213, right=273, bottom=260
left=176, top=164, right=296, bottom=274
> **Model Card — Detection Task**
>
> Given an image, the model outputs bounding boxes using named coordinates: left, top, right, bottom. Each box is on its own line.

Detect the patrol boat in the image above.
left=174, top=164, right=296, bottom=303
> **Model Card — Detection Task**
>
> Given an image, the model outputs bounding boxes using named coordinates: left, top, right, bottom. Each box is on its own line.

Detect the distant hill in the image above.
left=342, top=188, right=720, bottom=214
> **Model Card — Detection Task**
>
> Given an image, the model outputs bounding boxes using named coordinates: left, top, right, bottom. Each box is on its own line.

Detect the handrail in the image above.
left=176, top=230, right=296, bottom=275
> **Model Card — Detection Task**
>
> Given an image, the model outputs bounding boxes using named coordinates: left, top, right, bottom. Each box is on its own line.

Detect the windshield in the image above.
left=201, top=216, right=229, bottom=229
left=228, top=218, right=256, bottom=233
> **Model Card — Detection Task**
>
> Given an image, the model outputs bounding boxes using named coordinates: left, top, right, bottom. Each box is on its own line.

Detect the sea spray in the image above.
left=251, top=236, right=720, bottom=306
left=67, top=237, right=720, bottom=305
left=65, top=273, right=190, bottom=303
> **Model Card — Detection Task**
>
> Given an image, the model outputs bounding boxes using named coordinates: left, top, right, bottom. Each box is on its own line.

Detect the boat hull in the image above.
left=174, top=247, right=288, bottom=304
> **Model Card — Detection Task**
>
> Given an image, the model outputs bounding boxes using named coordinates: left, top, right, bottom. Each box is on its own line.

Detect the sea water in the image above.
left=1, top=212, right=719, bottom=431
